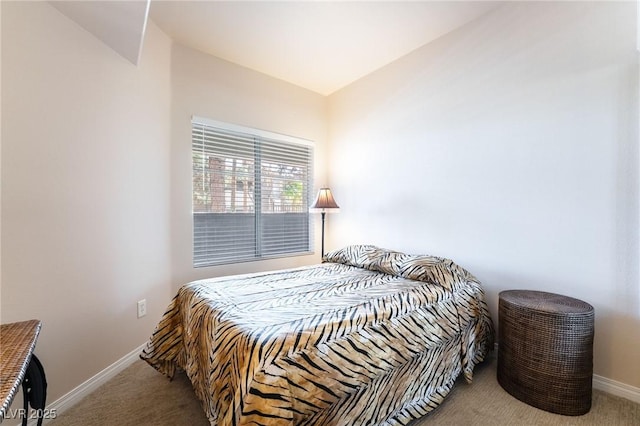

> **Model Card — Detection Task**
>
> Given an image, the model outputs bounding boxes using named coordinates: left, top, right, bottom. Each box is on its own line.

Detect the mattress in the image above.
left=141, top=245, right=494, bottom=425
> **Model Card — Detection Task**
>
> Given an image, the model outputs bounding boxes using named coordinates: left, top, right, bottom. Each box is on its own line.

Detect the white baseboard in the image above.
left=593, top=374, right=640, bottom=404
left=14, top=342, right=147, bottom=426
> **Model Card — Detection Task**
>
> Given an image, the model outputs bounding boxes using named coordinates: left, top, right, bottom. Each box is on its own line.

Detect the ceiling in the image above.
left=149, top=1, right=500, bottom=95
left=51, top=1, right=501, bottom=96
left=51, top=0, right=150, bottom=65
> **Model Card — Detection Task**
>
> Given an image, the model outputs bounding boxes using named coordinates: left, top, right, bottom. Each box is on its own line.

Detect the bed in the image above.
left=141, top=245, right=494, bottom=425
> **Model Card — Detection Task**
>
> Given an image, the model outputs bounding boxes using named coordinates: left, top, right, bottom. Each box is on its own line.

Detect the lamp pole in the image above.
left=310, top=187, right=339, bottom=259
left=320, top=211, right=326, bottom=258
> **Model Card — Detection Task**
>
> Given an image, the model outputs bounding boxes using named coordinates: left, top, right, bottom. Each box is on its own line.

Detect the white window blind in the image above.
left=192, top=117, right=313, bottom=267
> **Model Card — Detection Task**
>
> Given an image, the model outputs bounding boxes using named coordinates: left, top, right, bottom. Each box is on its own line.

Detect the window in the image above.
left=192, top=117, right=313, bottom=267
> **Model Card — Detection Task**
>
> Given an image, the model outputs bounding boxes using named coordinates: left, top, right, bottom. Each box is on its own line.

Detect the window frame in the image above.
left=191, top=116, right=314, bottom=267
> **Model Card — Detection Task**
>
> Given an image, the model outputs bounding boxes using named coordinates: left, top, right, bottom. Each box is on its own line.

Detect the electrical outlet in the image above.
left=137, top=299, right=147, bottom=318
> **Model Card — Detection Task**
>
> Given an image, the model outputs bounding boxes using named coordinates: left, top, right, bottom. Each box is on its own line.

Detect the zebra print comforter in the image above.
left=141, top=245, right=494, bottom=425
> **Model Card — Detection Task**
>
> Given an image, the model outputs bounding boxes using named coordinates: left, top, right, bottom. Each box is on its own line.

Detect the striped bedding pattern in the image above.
left=141, top=245, right=494, bottom=425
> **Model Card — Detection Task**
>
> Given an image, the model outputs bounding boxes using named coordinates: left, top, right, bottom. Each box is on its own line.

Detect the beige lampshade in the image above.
left=310, top=188, right=340, bottom=210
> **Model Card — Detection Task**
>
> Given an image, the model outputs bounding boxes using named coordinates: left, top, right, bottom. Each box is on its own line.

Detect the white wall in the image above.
left=0, top=0, right=3, bottom=322
left=169, top=43, right=328, bottom=289
left=1, top=1, right=327, bottom=409
left=328, top=2, right=640, bottom=387
left=2, top=0, right=638, bottom=409
left=1, top=1, right=172, bottom=403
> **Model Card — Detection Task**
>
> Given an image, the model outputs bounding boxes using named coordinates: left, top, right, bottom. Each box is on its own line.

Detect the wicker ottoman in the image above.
left=497, top=290, right=594, bottom=416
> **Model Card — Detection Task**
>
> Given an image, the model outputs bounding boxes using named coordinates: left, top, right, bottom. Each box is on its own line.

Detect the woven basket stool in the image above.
left=497, top=290, right=594, bottom=416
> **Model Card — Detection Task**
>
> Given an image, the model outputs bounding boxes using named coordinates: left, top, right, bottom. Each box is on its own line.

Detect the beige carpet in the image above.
left=49, top=355, right=639, bottom=425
